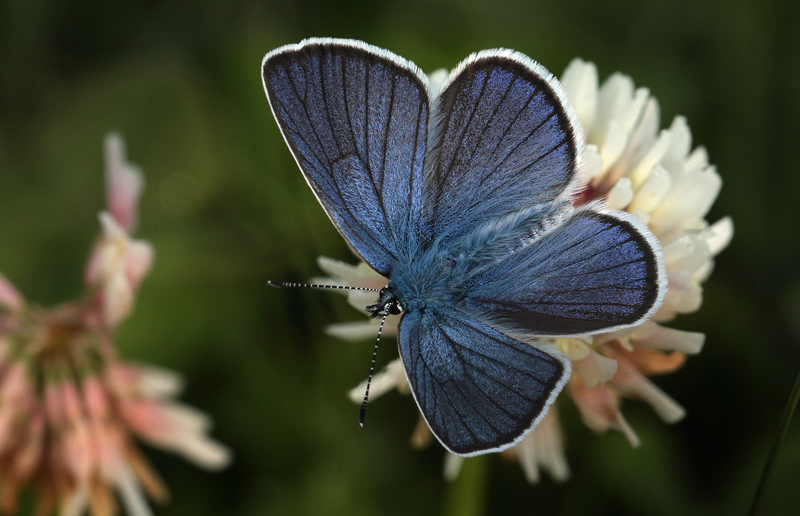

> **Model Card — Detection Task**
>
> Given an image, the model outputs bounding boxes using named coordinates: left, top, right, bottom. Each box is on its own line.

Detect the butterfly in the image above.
left=261, top=38, right=666, bottom=457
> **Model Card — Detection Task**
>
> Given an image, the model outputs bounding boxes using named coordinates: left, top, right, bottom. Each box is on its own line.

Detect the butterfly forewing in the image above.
left=425, top=52, right=582, bottom=242
left=398, top=307, right=569, bottom=456
left=262, top=40, right=430, bottom=275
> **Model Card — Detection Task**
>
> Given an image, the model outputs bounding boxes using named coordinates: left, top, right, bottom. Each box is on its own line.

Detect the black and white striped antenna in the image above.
left=267, top=280, right=380, bottom=292
left=359, top=314, right=387, bottom=427
left=268, top=279, right=386, bottom=427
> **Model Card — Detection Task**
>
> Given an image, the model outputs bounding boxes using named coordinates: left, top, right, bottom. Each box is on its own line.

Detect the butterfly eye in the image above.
left=385, top=301, right=403, bottom=315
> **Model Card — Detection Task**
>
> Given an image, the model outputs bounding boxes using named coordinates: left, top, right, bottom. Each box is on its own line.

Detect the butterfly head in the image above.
left=366, top=285, right=404, bottom=318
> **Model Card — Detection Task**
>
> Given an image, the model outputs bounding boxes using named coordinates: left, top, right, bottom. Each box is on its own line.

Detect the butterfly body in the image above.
left=262, top=39, right=666, bottom=456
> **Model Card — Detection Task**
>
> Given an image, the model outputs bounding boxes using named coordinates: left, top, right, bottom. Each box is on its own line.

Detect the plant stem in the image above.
left=442, top=455, right=490, bottom=516
left=748, top=367, right=800, bottom=516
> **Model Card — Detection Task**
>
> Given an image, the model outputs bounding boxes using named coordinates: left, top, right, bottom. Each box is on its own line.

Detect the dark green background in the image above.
left=1, top=0, right=799, bottom=514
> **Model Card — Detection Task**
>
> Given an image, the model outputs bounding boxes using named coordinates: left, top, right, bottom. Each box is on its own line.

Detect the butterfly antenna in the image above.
left=267, top=280, right=380, bottom=292
left=359, top=314, right=387, bottom=428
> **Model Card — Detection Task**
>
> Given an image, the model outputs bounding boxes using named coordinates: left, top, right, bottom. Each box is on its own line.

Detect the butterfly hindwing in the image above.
left=463, top=208, right=666, bottom=336
left=425, top=51, right=582, bottom=242
left=262, top=39, right=430, bottom=275
left=398, top=307, right=570, bottom=456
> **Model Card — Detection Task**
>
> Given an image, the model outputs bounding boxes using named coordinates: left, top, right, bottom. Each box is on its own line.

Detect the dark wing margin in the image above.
left=262, top=39, right=430, bottom=275
left=463, top=208, right=667, bottom=336
left=398, top=307, right=570, bottom=456
left=424, top=50, right=584, bottom=242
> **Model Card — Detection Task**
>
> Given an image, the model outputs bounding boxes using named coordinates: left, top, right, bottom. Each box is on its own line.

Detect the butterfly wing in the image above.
left=398, top=307, right=570, bottom=456
left=463, top=207, right=666, bottom=336
left=262, top=39, right=429, bottom=275
left=423, top=50, right=665, bottom=335
left=424, top=50, right=582, bottom=242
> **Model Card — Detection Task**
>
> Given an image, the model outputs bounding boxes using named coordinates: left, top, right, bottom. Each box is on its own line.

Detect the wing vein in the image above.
left=440, top=71, right=490, bottom=184
left=319, top=52, right=343, bottom=158
left=415, top=342, right=480, bottom=444
left=537, top=257, right=649, bottom=279
left=379, top=75, right=399, bottom=245
left=279, top=65, right=330, bottom=169
left=484, top=80, right=539, bottom=171
left=477, top=108, right=557, bottom=190
left=446, top=318, right=551, bottom=387
left=459, top=74, right=516, bottom=183
left=487, top=298, right=646, bottom=308
left=434, top=320, right=537, bottom=413
left=340, top=54, right=360, bottom=163
left=407, top=101, right=425, bottom=246
left=467, top=136, right=566, bottom=213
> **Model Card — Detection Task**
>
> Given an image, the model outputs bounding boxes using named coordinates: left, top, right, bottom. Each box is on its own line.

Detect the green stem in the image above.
left=442, top=455, right=490, bottom=516
left=747, top=367, right=800, bottom=516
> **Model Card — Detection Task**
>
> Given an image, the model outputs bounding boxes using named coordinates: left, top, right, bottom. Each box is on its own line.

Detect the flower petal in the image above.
left=115, top=459, right=155, bottom=516
left=573, top=349, right=618, bottom=388
left=125, top=241, right=154, bottom=290
left=326, top=320, right=384, bottom=341
left=561, top=59, right=599, bottom=132
left=629, top=164, right=671, bottom=213
left=506, top=411, right=569, bottom=484
left=630, top=322, right=705, bottom=354
left=706, top=217, right=734, bottom=256
left=315, top=256, right=385, bottom=290
left=605, top=177, right=634, bottom=210
left=649, top=164, right=722, bottom=236
left=443, top=452, right=464, bottom=482
left=570, top=378, right=640, bottom=446
left=348, top=359, right=407, bottom=402
left=0, top=273, right=24, bottom=312
left=612, top=357, right=686, bottom=422
left=105, top=134, right=144, bottom=234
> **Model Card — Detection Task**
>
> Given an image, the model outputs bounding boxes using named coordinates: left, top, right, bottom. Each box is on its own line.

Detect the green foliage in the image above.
left=1, top=0, right=799, bottom=514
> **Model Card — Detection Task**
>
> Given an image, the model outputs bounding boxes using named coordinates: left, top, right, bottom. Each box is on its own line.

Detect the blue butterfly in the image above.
left=262, top=39, right=666, bottom=457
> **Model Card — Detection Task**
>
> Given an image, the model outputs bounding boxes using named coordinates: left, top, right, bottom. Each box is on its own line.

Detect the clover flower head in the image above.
left=0, top=135, right=230, bottom=515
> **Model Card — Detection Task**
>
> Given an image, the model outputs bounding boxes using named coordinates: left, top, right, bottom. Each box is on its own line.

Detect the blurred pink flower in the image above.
left=0, top=135, right=229, bottom=516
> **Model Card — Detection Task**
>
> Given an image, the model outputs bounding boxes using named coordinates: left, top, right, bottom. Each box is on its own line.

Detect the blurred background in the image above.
left=1, top=0, right=798, bottom=514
